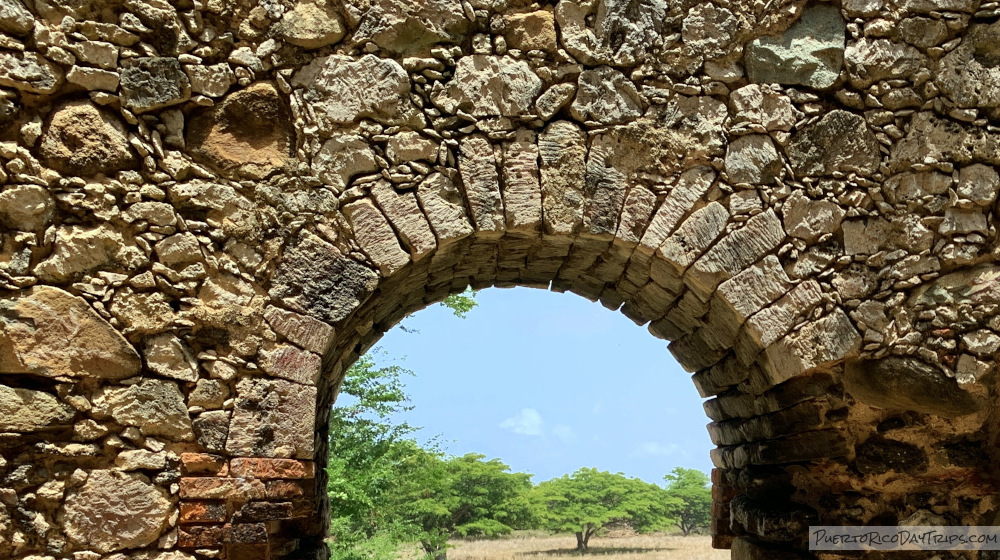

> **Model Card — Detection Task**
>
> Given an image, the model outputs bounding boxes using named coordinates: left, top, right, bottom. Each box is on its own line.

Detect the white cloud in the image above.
left=635, top=442, right=681, bottom=458
left=552, top=424, right=576, bottom=442
left=500, top=408, right=544, bottom=436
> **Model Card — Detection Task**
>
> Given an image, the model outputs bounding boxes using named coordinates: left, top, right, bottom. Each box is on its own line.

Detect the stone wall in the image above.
left=0, top=0, right=999, bottom=559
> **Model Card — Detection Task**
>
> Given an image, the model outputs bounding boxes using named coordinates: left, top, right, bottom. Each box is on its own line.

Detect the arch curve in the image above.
left=0, top=0, right=998, bottom=559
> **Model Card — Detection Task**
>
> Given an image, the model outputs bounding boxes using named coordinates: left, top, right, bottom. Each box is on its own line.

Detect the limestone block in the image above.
left=657, top=201, right=730, bottom=274
left=760, top=308, right=861, bottom=386
left=504, top=10, right=557, bottom=53
left=270, top=232, right=380, bottom=324
left=845, top=358, right=983, bottom=419
left=725, top=134, right=781, bottom=185
left=615, top=185, right=657, bottom=246
left=144, top=333, right=199, bottom=383
left=745, top=5, right=845, bottom=89
left=264, top=305, right=335, bottom=354
left=348, top=0, right=470, bottom=55
left=259, top=343, right=322, bottom=385
left=0, top=384, right=75, bottom=432
left=39, top=100, right=137, bottom=176
left=458, top=135, right=505, bottom=236
left=787, top=110, right=880, bottom=177
left=277, top=0, right=345, bottom=49
left=501, top=130, right=543, bottom=233
left=370, top=180, right=437, bottom=259
left=385, top=131, right=438, bottom=164
left=62, top=470, right=172, bottom=553
left=781, top=191, right=846, bottom=243
left=535, top=83, right=577, bottom=121
left=226, top=377, right=316, bottom=459
left=539, top=120, right=587, bottom=235
left=639, top=166, right=717, bottom=255
left=936, top=21, right=1000, bottom=108
left=0, top=286, right=141, bottom=380
left=729, top=85, right=799, bottom=131
left=0, top=51, right=64, bottom=94
left=681, top=3, right=737, bottom=60
left=343, top=198, right=411, bottom=276
left=188, top=379, right=230, bottom=409
left=66, top=66, right=120, bottom=91
left=555, top=0, right=667, bottom=66
left=120, top=57, right=191, bottom=113
left=845, top=38, right=925, bottom=89
left=735, top=280, right=823, bottom=365
left=685, top=209, right=785, bottom=300
left=434, top=55, right=542, bottom=117
left=0, top=0, right=32, bottom=36
left=957, top=164, right=1000, bottom=207
left=313, top=134, right=379, bottom=191
left=184, top=63, right=236, bottom=97
left=570, top=66, right=643, bottom=125
left=0, top=184, right=54, bottom=231
left=583, top=133, right=631, bottom=239
left=100, top=379, right=194, bottom=440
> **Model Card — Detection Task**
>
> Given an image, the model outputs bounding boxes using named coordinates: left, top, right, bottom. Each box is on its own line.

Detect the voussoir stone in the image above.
left=434, top=55, right=542, bottom=118
left=0, top=384, right=75, bottom=432
left=787, top=110, right=880, bottom=177
left=39, top=100, right=137, bottom=177
left=61, top=469, right=172, bottom=553
left=0, top=286, right=141, bottom=380
left=745, top=5, right=845, bottom=89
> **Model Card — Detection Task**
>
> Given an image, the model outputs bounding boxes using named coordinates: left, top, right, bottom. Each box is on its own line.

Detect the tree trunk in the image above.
left=422, top=541, right=447, bottom=560
left=575, top=531, right=587, bottom=552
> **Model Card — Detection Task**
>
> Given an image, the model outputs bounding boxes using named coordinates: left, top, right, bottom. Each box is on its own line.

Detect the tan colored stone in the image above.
left=0, top=286, right=141, bottom=380
left=539, top=120, right=587, bottom=235
left=187, top=82, right=293, bottom=180
left=100, top=379, right=194, bottom=440
left=343, top=198, right=411, bottom=276
left=0, top=383, right=75, bottom=432
left=433, top=55, right=542, bottom=118
left=504, top=10, right=558, bottom=53
left=39, top=100, right=137, bottom=177
left=259, top=342, right=322, bottom=385
left=502, top=129, right=542, bottom=233
left=0, top=51, right=63, bottom=94
left=0, top=184, right=54, bottom=231
left=62, top=469, right=172, bottom=553
left=415, top=173, right=475, bottom=246
left=277, top=0, right=346, bottom=49
left=458, top=134, right=505, bottom=237
left=226, top=377, right=316, bottom=459
left=35, top=224, right=144, bottom=283
left=264, top=305, right=335, bottom=354
left=370, top=180, right=437, bottom=259
left=144, top=333, right=199, bottom=383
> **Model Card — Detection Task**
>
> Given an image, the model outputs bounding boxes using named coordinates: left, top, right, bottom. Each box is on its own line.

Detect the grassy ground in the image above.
left=439, top=533, right=730, bottom=560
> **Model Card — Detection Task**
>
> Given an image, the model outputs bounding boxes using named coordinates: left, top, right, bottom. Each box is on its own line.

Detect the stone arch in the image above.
left=0, top=0, right=999, bottom=559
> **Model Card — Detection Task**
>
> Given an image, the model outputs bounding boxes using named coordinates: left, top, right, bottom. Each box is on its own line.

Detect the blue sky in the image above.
left=356, top=286, right=716, bottom=486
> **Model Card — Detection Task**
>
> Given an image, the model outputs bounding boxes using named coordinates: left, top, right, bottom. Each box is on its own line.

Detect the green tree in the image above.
left=530, top=468, right=680, bottom=552
left=401, top=453, right=535, bottom=559
left=663, top=467, right=712, bottom=536
left=326, top=291, right=479, bottom=560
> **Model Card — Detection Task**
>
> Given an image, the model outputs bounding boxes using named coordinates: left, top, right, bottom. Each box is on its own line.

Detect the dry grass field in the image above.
left=438, top=533, right=730, bottom=560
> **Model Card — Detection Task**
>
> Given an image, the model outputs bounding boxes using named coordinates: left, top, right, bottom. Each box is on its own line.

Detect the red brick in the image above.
left=232, top=501, right=293, bottom=523
left=180, top=501, right=228, bottom=523
left=181, top=453, right=229, bottom=476
left=230, top=458, right=315, bottom=480
left=178, top=523, right=267, bottom=548
left=180, top=477, right=266, bottom=500
left=264, top=479, right=313, bottom=499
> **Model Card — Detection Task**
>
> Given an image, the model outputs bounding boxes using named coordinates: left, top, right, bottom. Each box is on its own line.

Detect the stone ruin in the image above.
left=0, top=0, right=999, bottom=558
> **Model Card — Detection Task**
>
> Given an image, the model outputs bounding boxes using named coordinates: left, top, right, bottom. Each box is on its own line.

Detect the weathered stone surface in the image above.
left=781, top=191, right=846, bottom=243
left=313, top=134, right=379, bottom=191
left=504, top=10, right=558, bottom=53
left=539, top=120, right=587, bottom=235
left=292, top=54, right=419, bottom=130
left=535, top=83, right=577, bottom=121
left=745, top=5, right=845, bottom=89
left=936, top=21, right=1000, bottom=108
left=686, top=209, right=786, bottom=300
left=144, top=333, right=199, bottom=383
left=0, top=184, right=54, bottom=231
left=226, top=377, right=316, bottom=459
left=188, top=379, right=229, bottom=409
left=101, top=379, right=194, bottom=440
left=270, top=232, right=380, bottom=324
left=583, top=133, right=631, bottom=239
left=185, top=63, right=236, bottom=97
left=0, top=0, right=32, bottom=36
left=736, top=280, right=824, bottom=365
left=713, top=255, right=793, bottom=326
left=39, top=100, right=137, bottom=176
left=0, top=51, right=63, bottom=94
left=787, top=110, right=880, bottom=177
left=844, top=357, right=984, bottom=418
left=277, top=0, right=345, bottom=49
left=193, top=410, right=230, bottom=453
left=910, top=264, right=1000, bottom=307
left=371, top=180, right=437, bottom=258
left=502, top=130, right=543, bottom=233
left=116, top=449, right=167, bottom=471
left=34, top=224, right=143, bottom=283
left=434, top=55, right=542, bottom=118
left=729, top=85, right=799, bottom=131
left=0, top=286, right=141, bottom=380
left=888, top=111, right=1000, bottom=173
left=264, top=305, right=335, bottom=355
left=725, top=134, right=781, bottom=185
left=0, top=384, right=75, bottom=432
left=555, top=0, right=668, bottom=66
left=62, top=470, right=172, bottom=553
left=386, top=131, right=437, bottom=163
left=657, top=202, right=729, bottom=274
left=415, top=173, right=475, bottom=245
left=760, top=308, right=861, bottom=386
left=957, top=164, right=1000, bottom=206
left=187, top=82, right=294, bottom=179
left=570, top=66, right=643, bottom=125
left=845, top=38, right=925, bottom=89
left=458, top=134, right=505, bottom=236
left=343, top=198, right=411, bottom=276
left=348, top=0, right=470, bottom=55
left=120, top=57, right=191, bottom=113
left=639, top=166, right=717, bottom=254
left=259, top=343, right=321, bottom=385
left=66, top=66, right=121, bottom=91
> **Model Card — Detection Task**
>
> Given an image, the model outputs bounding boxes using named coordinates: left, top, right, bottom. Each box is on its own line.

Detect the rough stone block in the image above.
left=230, top=458, right=316, bottom=480
left=226, top=378, right=317, bottom=460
